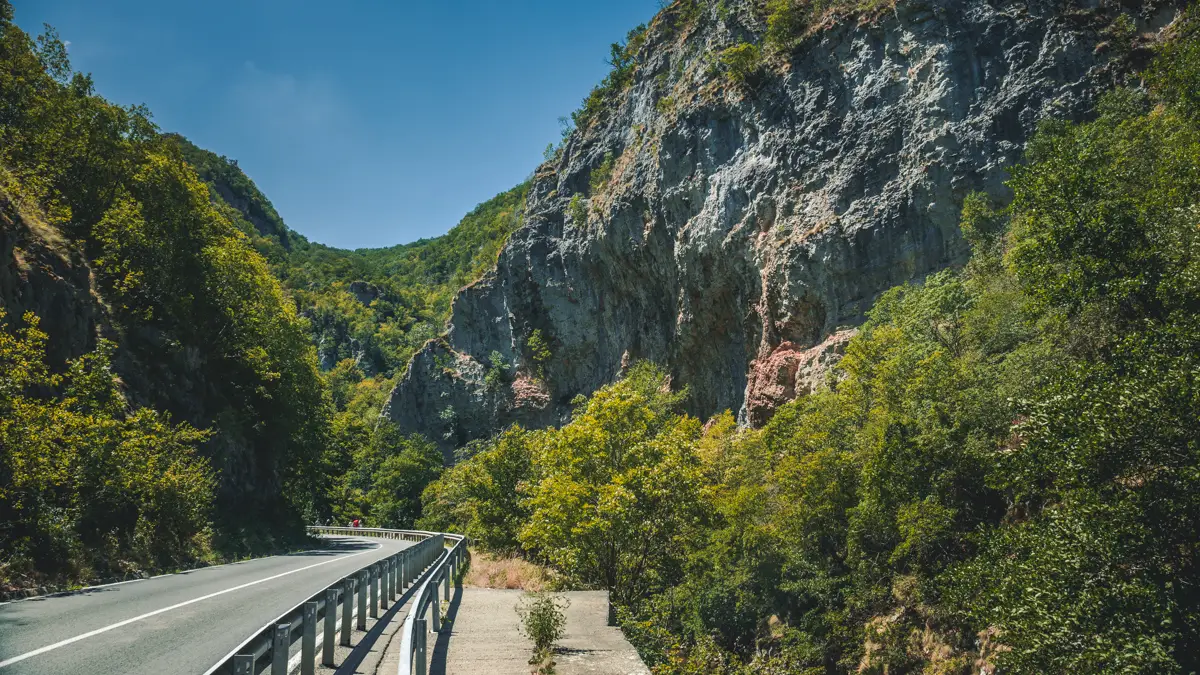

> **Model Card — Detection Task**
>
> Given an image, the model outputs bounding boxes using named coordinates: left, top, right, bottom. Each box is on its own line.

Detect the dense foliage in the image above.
left=170, top=133, right=527, bottom=380
left=422, top=17, right=1200, bottom=674
left=0, top=2, right=332, bottom=581
left=0, top=310, right=213, bottom=586
left=0, top=0, right=528, bottom=586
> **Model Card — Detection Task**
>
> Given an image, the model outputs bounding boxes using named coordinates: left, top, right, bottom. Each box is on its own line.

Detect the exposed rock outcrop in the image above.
left=744, top=328, right=856, bottom=427
left=387, top=0, right=1181, bottom=458
left=0, top=188, right=98, bottom=366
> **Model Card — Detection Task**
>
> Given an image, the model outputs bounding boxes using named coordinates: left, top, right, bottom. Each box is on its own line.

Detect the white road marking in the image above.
left=0, top=542, right=381, bottom=669
left=0, top=546, right=355, bottom=608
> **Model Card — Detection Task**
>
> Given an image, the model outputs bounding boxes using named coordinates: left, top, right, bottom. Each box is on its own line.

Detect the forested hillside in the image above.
left=6, top=0, right=1200, bottom=670
left=167, top=135, right=528, bottom=532
left=0, top=0, right=521, bottom=592
left=418, top=2, right=1200, bottom=674
left=169, top=133, right=527, bottom=380
left=0, top=0, right=329, bottom=586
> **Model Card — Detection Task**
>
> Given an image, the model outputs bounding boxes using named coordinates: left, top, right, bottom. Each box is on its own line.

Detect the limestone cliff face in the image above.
left=387, top=0, right=1179, bottom=458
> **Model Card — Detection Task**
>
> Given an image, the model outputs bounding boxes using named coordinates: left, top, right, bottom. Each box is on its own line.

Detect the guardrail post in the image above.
left=443, top=567, right=450, bottom=601
left=381, top=559, right=390, bottom=610
left=430, top=589, right=441, bottom=633
left=357, top=570, right=368, bottom=630
left=369, top=564, right=379, bottom=618
left=323, top=588, right=337, bottom=666
left=400, top=551, right=408, bottom=589
left=414, top=619, right=428, bottom=675
left=302, top=601, right=317, bottom=675
left=233, top=654, right=253, bottom=675
left=341, top=578, right=354, bottom=646
left=272, top=623, right=290, bottom=675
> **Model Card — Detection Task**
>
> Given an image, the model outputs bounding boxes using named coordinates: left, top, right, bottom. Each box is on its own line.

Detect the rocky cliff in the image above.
left=386, top=0, right=1181, bottom=458
left=0, top=187, right=98, bottom=367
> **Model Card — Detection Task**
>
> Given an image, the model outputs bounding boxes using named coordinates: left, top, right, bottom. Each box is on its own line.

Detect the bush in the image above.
left=518, top=591, right=570, bottom=653
left=765, top=0, right=810, bottom=51
left=568, top=194, right=587, bottom=225
left=0, top=310, right=214, bottom=585
left=719, top=43, right=761, bottom=84
left=526, top=329, right=552, bottom=376
left=588, top=152, right=616, bottom=195
left=484, top=350, right=510, bottom=391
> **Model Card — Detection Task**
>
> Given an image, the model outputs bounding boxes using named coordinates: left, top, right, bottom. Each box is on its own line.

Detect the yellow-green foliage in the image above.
left=568, top=194, right=587, bottom=225
left=525, top=329, right=553, bottom=377
left=588, top=153, right=616, bottom=195
left=719, top=43, right=761, bottom=84
left=421, top=364, right=705, bottom=606
left=424, top=21, right=1200, bottom=673
left=765, top=0, right=894, bottom=51
left=0, top=310, right=213, bottom=586
left=0, top=4, right=331, bottom=561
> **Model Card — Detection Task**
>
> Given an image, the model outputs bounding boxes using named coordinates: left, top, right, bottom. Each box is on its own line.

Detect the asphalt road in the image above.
left=0, top=535, right=414, bottom=675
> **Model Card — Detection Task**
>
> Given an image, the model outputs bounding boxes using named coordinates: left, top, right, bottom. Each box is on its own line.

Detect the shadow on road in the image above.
left=554, top=646, right=601, bottom=656
left=289, top=537, right=383, bottom=555
left=18, top=585, right=119, bottom=602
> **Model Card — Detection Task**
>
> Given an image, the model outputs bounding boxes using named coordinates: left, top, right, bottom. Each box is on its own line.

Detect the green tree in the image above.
left=519, top=364, right=705, bottom=605
left=365, top=435, right=443, bottom=528
left=0, top=309, right=213, bottom=585
left=418, top=426, right=535, bottom=553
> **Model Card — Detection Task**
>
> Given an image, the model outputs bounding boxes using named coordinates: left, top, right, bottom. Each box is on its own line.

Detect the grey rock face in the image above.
left=387, top=0, right=1175, bottom=459
left=0, top=190, right=98, bottom=367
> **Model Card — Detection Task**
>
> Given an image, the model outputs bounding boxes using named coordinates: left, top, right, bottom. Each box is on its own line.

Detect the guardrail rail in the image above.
left=396, top=530, right=467, bottom=675
left=202, top=526, right=465, bottom=675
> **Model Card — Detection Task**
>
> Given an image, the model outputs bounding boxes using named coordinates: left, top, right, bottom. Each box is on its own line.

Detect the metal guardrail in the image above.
left=397, top=531, right=467, bottom=675
left=202, top=526, right=461, bottom=675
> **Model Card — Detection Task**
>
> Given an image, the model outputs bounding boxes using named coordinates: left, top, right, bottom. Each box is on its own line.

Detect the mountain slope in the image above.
left=168, top=134, right=528, bottom=379
left=0, top=1, right=332, bottom=580
left=0, top=4, right=523, bottom=584
left=386, top=0, right=1182, bottom=456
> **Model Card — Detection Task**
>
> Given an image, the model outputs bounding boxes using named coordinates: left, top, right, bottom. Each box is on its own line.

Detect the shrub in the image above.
left=518, top=591, right=570, bottom=653
left=0, top=310, right=214, bottom=585
left=484, top=350, right=510, bottom=391
left=719, top=43, right=761, bottom=84
left=765, top=0, right=810, bottom=51
left=526, top=329, right=552, bottom=376
left=567, top=194, right=587, bottom=226
left=588, top=152, right=616, bottom=195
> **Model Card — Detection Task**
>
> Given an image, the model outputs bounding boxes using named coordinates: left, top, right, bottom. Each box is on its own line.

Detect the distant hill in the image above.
left=167, top=133, right=528, bottom=379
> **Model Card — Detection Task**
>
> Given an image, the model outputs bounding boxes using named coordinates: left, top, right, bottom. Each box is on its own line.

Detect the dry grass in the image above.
left=0, top=166, right=69, bottom=254
left=464, top=550, right=554, bottom=591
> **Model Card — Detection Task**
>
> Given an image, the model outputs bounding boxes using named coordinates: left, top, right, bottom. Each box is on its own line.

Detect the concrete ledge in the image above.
left=425, top=588, right=648, bottom=675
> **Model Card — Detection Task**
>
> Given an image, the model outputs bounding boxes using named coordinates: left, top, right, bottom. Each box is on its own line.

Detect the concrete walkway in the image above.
left=429, top=588, right=649, bottom=675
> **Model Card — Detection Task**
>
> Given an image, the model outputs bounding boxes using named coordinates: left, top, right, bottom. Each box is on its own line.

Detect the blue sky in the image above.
left=15, top=1, right=660, bottom=249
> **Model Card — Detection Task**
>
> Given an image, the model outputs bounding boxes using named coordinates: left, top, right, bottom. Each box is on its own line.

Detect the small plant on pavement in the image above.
left=517, top=592, right=569, bottom=673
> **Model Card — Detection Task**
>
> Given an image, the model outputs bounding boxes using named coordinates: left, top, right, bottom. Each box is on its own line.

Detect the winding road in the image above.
left=0, top=535, right=414, bottom=675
